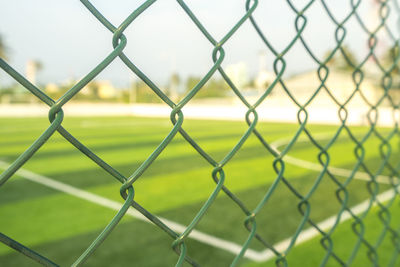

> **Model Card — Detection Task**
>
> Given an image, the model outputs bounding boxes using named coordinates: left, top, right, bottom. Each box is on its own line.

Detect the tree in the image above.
left=0, top=36, right=8, bottom=94
left=382, top=45, right=400, bottom=75
left=324, top=45, right=358, bottom=71
left=134, top=80, right=162, bottom=103
left=185, top=76, right=202, bottom=95
left=185, top=76, right=229, bottom=99
left=382, top=45, right=400, bottom=90
left=0, top=35, right=7, bottom=60
left=32, top=60, right=43, bottom=72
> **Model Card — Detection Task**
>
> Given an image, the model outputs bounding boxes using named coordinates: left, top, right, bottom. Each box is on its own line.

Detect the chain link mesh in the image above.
left=1, top=0, right=400, bottom=266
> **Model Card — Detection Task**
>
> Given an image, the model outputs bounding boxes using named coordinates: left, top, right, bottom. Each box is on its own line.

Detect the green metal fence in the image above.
left=1, top=0, right=400, bottom=266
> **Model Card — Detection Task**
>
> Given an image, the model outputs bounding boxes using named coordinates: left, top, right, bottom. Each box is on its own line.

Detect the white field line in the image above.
left=250, top=134, right=400, bottom=262
left=254, top=187, right=399, bottom=262
left=271, top=133, right=398, bottom=185
left=1, top=103, right=396, bottom=127
left=2, top=133, right=399, bottom=263
left=0, top=161, right=264, bottom=261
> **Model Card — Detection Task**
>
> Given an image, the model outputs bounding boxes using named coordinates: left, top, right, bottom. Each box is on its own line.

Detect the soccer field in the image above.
left=0, top=116, right=399, bottom=266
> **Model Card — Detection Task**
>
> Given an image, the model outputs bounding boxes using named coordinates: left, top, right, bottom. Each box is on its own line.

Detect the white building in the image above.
left=225, top=62, right=249, bottom=90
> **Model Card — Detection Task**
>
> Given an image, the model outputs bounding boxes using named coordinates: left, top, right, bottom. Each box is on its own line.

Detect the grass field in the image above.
left=0, top=116, right=399, bottom=266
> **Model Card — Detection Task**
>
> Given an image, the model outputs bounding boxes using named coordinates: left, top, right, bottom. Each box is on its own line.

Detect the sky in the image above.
left=0, top=0, right=395, bottom=88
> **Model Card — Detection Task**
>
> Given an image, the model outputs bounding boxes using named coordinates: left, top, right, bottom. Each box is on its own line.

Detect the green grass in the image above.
left=0, top=116, right=399, bottom=266
left=244, top=199, right=400, bottom=267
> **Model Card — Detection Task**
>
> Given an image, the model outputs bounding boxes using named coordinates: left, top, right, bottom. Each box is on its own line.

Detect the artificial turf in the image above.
left=0, top=116, right=398, bottom=266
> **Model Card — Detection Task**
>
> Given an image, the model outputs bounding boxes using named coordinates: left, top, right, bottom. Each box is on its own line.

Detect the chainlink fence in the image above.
left=1, top=0, right=400, bottom=266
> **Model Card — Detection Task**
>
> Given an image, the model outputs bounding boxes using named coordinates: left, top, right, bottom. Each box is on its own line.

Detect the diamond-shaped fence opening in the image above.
left=1, top=0, right=400, bottom=266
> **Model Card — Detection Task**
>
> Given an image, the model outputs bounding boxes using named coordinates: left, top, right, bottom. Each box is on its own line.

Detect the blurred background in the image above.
left=1, top=1, right=400, bottom=267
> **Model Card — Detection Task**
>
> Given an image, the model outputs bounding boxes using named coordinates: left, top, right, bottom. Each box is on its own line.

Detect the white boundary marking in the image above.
left=254, top=134, right=400, bottom=262
left=271, top=133, right=398, bottom=185
left=1, top=133, right=399, bottom=263
left=0, top=161, right=264, bottom=261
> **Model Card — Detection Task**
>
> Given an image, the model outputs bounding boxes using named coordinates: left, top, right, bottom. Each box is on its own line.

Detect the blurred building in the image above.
left=241, top=69, right=381, bottom=108
left=97, top=80, right=116, bottom=99
left=267, top=70, right=379, bottom=108
left=26, top=60, right=42, bottom=85
left=26, top=60, right=37, bottom=84
left=226, top=62, right=249, bottom=90
left=254, top=52, right=275, bottom=92
left=45, top=83, right=59, bottom=94
left=80, top=80, right=117, bottom=99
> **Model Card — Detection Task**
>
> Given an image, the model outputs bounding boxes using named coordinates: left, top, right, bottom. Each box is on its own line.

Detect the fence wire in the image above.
left=1, top=0, right=400, bottom=266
